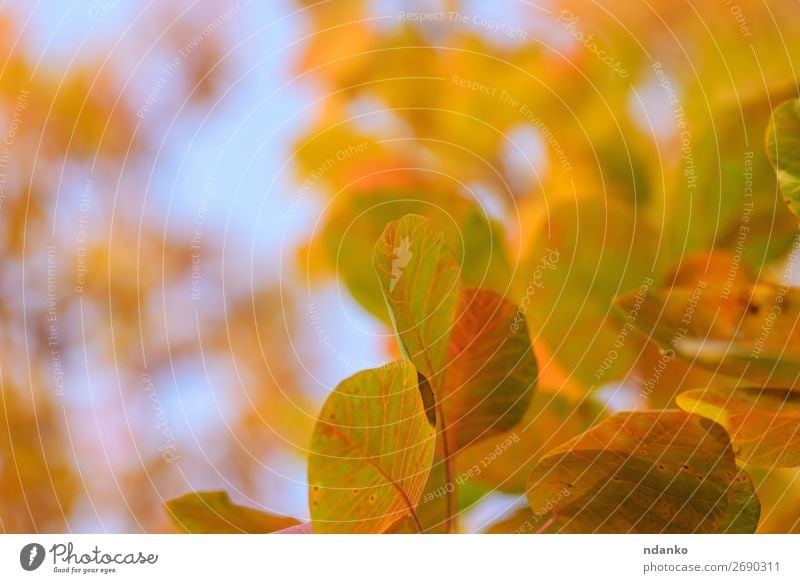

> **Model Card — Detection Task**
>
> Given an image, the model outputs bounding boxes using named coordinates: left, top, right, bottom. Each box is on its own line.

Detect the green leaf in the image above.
left=373, top=216, right=538, bottom=531
left=678, top=388, right=800, bottom=468
left=767, top=98, right=800, bottom=220
left=517, top=470, right=759, bottom=534
left=616, top=282, right=800, bottom=387
left=165, top=491, right=299, bottom=534
left=314, top=190, right=511, bottom=323
left=373, top=214, right=461, bottom=382
left=718, top=471, right=761, bottom=533
left=308, top=361, right=436, bottom=533
left=526, top=411, right=760, bottom=533
left=374, top=216, right=537, bottom=451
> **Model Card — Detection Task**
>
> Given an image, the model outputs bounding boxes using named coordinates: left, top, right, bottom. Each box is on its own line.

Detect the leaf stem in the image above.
left=409, top=508, right=424, bottom=533
left=436, top=399, right=455, bottom=534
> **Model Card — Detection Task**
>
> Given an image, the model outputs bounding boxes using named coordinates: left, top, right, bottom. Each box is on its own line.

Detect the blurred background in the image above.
left=2, top=0, right=800, bottom=533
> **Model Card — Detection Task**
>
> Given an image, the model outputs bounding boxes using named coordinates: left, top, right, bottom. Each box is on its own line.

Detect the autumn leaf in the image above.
left=314, top=190, right=511, bottom=324
left=717, top=471, right=762, bottom=533
left=373, top=215, right=537, bottom=531
left=489, top=473, right=759, bottom=534
left=767, top=98, right=800, bottom=220
left=526, top=411, right=760, bottom=533
left=165, top=491, right=299, bottom=534
left=616, top=282, right=800, bottom=387
left=444, top=287, right=538, bottom=452
left=373, top=214, right=461, bottom=382
left=678, top=388, right=800, bottom=468
left=374, top=215, right=537, bottom=449
left=308, top=361, right=436, bottom=533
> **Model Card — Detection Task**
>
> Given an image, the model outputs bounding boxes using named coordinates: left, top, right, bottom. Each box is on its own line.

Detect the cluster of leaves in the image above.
left=16, top=0, right=800, bottom=535
left=167, top=96, right=800, bottom=533
left=3, top=0, right=792, bottom=535
left=292, top=0, right=800, bottom=409
left=170, top=213, right=538, bottom=533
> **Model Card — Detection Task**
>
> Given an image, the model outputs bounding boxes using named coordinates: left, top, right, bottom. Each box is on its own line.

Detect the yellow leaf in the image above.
left=308, top=362, right=436, bottom=533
